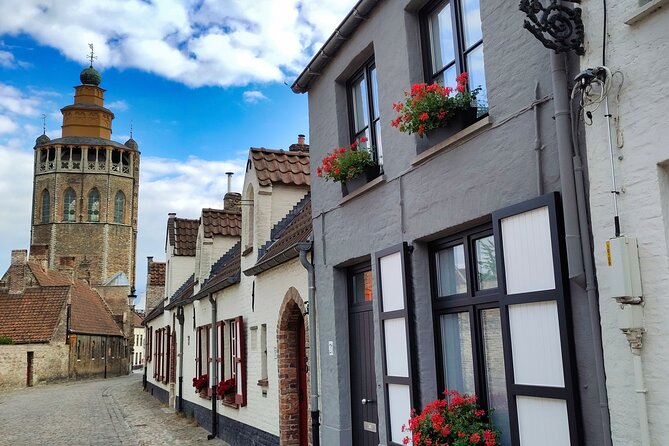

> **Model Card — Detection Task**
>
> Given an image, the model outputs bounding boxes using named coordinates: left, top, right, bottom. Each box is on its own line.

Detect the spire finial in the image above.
left=130, top=120, right=133, bottom=139
left=42, top=113, right=46, bottom=135
left=87, top=43, right=97, bottom=68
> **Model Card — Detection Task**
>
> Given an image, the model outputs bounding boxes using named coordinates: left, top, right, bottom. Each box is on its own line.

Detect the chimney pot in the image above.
left=11, top=250, right=27, bottom=266
left=224, top=192, right=242, bottom=213
left=298, top=134, right=305, bottom=145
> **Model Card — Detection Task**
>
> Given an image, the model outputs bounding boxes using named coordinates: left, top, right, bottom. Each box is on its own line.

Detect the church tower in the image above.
left=30, top=60, right=139, bottom=290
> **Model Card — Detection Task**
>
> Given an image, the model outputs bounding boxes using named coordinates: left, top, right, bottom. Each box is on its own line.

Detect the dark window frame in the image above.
left=430, top=225, right=502, bottom=429
left=347, top=57, right=383, bottom=175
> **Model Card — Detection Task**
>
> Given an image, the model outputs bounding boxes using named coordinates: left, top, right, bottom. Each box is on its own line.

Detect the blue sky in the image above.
left=0, top=0, right=356, bottom=309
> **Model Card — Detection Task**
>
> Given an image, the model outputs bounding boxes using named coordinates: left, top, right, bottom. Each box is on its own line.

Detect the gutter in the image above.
left=297, top=241, right=320, bottom=446
left=176, top=306, right=185, bottom=413
left=243, top=243, right=304, bottom=276
left=291, top=0, right=379, bottom=93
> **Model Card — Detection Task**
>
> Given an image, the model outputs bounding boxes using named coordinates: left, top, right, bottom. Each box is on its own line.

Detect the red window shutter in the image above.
left=164, top=326, right=171, bottom=384
left=234, top=316, right=246, bottom=406
left=206, top=325, right=211, bottom=375
left=195, top=327, right=200, bottom=377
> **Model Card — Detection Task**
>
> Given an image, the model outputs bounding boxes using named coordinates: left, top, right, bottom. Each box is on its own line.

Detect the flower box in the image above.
left=425, top=106, right=479, bottom=148
left=340, top=164, right=380, bottom=196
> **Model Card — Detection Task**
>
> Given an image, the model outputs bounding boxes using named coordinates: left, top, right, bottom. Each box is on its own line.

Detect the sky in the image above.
left=0, top=0, right=357, bottom=309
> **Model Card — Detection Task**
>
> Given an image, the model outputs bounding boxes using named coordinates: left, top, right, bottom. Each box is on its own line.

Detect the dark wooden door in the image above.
left=349, top=302, right=379, bottom=445
left=26, top=351, right=33, bottom=387
left=297, top=315, right=308, bottom=446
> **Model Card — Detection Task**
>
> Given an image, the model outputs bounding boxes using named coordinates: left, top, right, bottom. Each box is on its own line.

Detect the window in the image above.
left=76, top=340, right=81, bottom=361
left=114, top=191, right=125, bottom=224
left=88, top=189, right=100, bottom=222
left=220, top=316, right=247, bottom=406
left=421, top=0, right=488, bottom=116
left=91, top=340, right=96, bottom=359
left=147, top=327, right=152, bottom=362
left=40, top=189, right=50, bottom=223
left=260, top=324, right=268, bottom=381
left=196, top=325, right=211, bottom=378
left=63, top=188, right=76, bottom=222
left=348, top=58, right=383, bottom=170
left=432, top=227, right=510, bottom=445
left=101, top=339, right=106, bottom=359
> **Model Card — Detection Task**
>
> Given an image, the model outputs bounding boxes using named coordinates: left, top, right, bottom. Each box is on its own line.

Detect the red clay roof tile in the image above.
left=201, top=208, right=241, bottom=238
left=250, top=148, right=310, bottom=187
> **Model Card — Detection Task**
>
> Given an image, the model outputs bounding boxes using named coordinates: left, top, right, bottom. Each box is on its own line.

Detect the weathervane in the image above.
left=42, top=113, right=46, bottom=135
left=130, top=121, right=133, bottom=139
left=87, top=43, right=97, bottom=67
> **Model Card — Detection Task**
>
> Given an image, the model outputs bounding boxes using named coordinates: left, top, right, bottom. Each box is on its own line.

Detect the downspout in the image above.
left=297, top=241, right=320, bottom=446
left=176, top=306, right=185, bottom=413
left=552, top=51, right=613, bottom=446
left=207, top=293, right=218, bottom=440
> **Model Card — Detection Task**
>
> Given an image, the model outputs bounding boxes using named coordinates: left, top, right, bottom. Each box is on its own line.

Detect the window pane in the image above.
left=374, top=119, right=383, bottom=167
left=435, top=64, right=457, bottom=90
left=467, top=45, right=488, bottom=116
left=88, top=190, right=100, bottom=222
left=351, top=76, right=369, bottom=134
left=436, top=244, right=467, bottom=296
left=429, top=3, right=455, bottom=76
left=352, top=270, right=373, bottom=303
left=440, top=312, right=474, bottom=395
left=370, top=66, right=379, bottom=120
left=461, top=0, right=483, bottom=49
left=481, top=309, right=511, bottom=446
left=475, top=235, right=497, bottom=290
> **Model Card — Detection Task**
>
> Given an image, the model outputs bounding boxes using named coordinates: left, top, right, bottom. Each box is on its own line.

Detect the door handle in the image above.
left=361, top=398, right=374, bottom=405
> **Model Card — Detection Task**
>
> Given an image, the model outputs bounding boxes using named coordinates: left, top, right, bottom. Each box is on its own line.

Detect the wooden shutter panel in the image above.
left=164, top=326, right=171, bottom=384
left=234, top=316, right=246, bottom=406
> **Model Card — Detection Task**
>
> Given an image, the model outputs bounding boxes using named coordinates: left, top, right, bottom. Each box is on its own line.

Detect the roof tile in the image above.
left=250, top=148, right=310, bottom=187
left=169, top=217, right=199, bottom=256
left=148, top=261, right=166, bottom=287
left=201, top=208, right=241, bottom=238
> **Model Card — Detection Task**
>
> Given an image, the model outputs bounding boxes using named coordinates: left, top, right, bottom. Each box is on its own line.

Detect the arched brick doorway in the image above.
left=277, top=287, right=310, bottom=446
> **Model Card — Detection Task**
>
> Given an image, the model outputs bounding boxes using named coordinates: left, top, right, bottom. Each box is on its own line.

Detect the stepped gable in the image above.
left=246, top=195, right=312, bottom=276
left=197, top=241, right=241, bottom=296
left=202, top=208, right=241, bottom=238
left=249, top=148, right=310, bottom=187
left=0, top=284, right=69, bottom=343
left=148, top=261, right=166, bottom=287
left=69, top=279, right=124, bottom=336
left=168, top=274, right=195, bottom=306
left=168, top=217, right=199, bottom=256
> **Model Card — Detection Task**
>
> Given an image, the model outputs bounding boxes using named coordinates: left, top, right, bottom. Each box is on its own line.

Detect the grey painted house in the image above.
left=293, top=1, right=609, bottom=445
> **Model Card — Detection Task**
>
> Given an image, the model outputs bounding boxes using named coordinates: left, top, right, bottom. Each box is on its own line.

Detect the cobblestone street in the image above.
left=0, top=372, right=228, bottom=446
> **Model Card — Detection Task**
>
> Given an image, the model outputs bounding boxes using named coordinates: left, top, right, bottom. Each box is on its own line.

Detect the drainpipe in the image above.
left=176, top=306, right=185, bottom=413
left=550, top=51, right=584, bottom=281
left=552, top=51, right=613, bottom=445
left=207, top=293, right=218, bottom=440
left=297, top=241, right=320, bottom=446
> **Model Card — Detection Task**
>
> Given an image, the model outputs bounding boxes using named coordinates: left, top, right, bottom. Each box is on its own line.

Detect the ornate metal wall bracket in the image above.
left=519, top=0, right=585, bottom=55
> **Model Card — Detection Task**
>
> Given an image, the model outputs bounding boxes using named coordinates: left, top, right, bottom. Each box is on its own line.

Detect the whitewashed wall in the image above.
left=581, top=1, right=669, bottom=443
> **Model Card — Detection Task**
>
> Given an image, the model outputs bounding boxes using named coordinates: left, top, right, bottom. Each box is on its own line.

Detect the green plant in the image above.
left=316, top=137, right=375, bottom=183
left=0, top=335, right=14, bottom=345
left=391, top=72, right=481, bottom=137
left=403, top=390, right=500, bottom=446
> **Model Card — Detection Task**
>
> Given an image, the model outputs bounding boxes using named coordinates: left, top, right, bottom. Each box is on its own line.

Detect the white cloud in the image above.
left=0, top=0, right=358, bottom=88
left=242, top=90, right=268, bottom=104
left=106, top=100, right=128, bottom=111
left=0, top=115, right=18, bottom=134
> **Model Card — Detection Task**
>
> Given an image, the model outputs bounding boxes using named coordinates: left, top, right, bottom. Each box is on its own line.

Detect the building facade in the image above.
left=293, top=1, right=609, bottom=445
left=579, top=1, right=669, bottom=444
left=143, top=140, right=313, bottom=445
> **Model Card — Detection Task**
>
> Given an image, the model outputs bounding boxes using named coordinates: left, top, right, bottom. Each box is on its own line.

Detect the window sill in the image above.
left=257, top=378, right=269, bottom=387
left=242, top=246, right=253, bottom=257
left=411, top=117, right=491, bottom=167
left=220, top=399, right=239, bottom=409
left=625, top=0, right=669, bottom=24
left=339, top=175, right=386, bottom=205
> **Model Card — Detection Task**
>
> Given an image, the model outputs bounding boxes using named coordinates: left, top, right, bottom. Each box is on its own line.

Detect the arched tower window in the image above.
left=114, top=191, right=125, bottom=224
left=88, top=189, right=100, bottom=222
left=63, top=188, right=76, bottom=222
left=40, top=189, right=50, bottom=223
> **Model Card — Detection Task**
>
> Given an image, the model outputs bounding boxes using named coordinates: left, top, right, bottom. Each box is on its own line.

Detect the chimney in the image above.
left=289, top=134, right=309, bottom=152
left=30, top=244, right=49, bottom=270
left=224, top=192, right=242, bottom=213
left=58, top=256, right=76, bottom=281
left=8, top=250, right=27, bottom=295
left=225, top=172, right=233, bottom=193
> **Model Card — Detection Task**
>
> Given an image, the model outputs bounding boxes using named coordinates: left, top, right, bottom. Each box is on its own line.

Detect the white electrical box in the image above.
left=604, top=236, right=642, bottom=299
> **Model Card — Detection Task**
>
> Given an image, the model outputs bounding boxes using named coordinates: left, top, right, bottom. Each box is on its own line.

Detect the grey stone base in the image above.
left=145, top=381, right=169, bottom=404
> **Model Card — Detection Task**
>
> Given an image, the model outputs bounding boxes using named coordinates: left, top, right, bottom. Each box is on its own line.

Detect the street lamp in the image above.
left=128, top=287, right=137, bottom=373
left=128, top=287, right=137, bottom=310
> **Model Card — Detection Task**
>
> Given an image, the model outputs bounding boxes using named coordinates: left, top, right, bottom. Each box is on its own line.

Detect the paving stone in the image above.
left=0, top=373, right=228, bottom=446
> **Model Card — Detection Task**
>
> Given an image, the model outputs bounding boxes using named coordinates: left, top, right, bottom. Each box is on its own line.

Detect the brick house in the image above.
left=292, top=1, right=609, bottom=445
left=144, top=139, right=313, bottom=445
left=0, top=249, right=128, bottom=389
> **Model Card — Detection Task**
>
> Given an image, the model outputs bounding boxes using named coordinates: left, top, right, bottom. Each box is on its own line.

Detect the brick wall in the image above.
left=0, top=343, right=69, bottom=390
